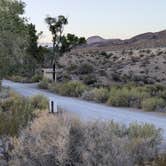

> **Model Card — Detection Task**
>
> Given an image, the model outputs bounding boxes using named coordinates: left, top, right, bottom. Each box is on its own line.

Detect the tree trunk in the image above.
left=53, top=63, right=56, bottom=81
left=52, top=39, right=56, bottom=82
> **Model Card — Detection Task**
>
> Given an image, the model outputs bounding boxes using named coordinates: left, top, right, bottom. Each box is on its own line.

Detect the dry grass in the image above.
left=9, top=112, right=162, bottom=166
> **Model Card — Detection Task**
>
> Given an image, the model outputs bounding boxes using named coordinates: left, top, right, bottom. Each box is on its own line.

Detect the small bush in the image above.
left=142, top=97, right=166, bottom=112
left=30, top=95, right=48, bottom=110
left=48, top=81, right=87, bottom=97
left=58, top=81, right=87, bottom=97
left=31, top=74, right=42, bottom=82
left=100, top=51, right=107, bottom=56
left=38, top=78, right=49, bottom=89
left=0, top=88, right=9, bottom=99
left=82, top=88, right=109, bottom=103
left=78, top=63, right=94, bottom=74
left=67, top=64, right=78, bottom=72
left=8, top=75, right=27, bottom=83
left=82, top=74, right=97, bottom=85
left=107, top=87, right=149, bottom=108
left=0, top=95, right=35, bottom=136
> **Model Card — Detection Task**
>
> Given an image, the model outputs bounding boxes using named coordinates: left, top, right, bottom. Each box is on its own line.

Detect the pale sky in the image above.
left=23, top=0, right=166, bottom=43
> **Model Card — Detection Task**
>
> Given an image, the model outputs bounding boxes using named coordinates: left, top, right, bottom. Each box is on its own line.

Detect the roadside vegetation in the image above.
left=0, top=88, right=165, bottom=165
left=1, top=0, right=166, bottom=165
left=39, top=79, right=166, bottom=112
left=6, top=74, right=43, bottom=83
left=9, top=112, right=163, bottom=166
left=0, top=90, right=48, bottom=137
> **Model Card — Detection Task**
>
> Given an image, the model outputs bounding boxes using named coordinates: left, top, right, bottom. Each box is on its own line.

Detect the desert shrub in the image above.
left=159, top=89, right=166, bottom=100
left=82, top=88, right=109, bottom=103
left=107, top=87, right=149, bottom=108
left=82, top=74, right=97, bottom=85
left=142, top=97, right=166, bottom=112
left=57, top=71, right=72, bottom=82
left=0, top=97, right=15, bottom=111
left=9, top=113, right=162, bottom=166
left=8, top=75, right=27, bottom=83
left=0, top=87, right=9, bottom=99
left=78, top=63, right=94, bottom=74
left=8, top=75, right=41, bottom=83
left=58, top=81, right=87, bottom=97
left=67, top=64, right=78, bottom=72
left=31, top=74, right=42, bottom=82
left=0, top=95, right=35, bottom=136
left=30, top=95, right=48, bottom=110
left=144, top=84, right=166, bottom=96
left=100, top=51, right=107, bottom=56
left=9, top=112, right=71, bottom=166
left=38, top=78, right=49, bottom=89
left=49, top=81, right=87, bottom=97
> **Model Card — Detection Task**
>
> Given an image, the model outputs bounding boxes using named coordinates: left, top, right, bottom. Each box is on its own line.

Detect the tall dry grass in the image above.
left=9, top=112, right=162, bottom=166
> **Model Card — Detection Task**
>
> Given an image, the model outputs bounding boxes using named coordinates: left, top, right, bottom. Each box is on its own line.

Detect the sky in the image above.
left=23, top=0, right=166, bottom=43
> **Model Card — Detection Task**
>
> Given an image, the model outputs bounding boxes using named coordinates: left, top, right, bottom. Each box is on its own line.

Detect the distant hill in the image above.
left=87, top=36, right=106, bottom=44
left=75, top=30, right=166, bottom=52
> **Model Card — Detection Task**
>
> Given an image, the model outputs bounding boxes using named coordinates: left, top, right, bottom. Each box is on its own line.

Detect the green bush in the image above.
left=0, top=97, right=15, bottom=111
left=78, top=63, right=94, bottom=74
left=0, top=95, right=35, bottom=136
left=8, top=75, right=27, bottom=83
left=82, top=88, right=109, bottom=103
left=107, top=87, right=149, bottom=108
left=142, top=97, right=166, bottom=112
left=144, top=84, right=166, bottom=96
left=31, top=74, right=42, bottom=82
left=30, top=95, right=48, bottom=110
left=38, top=78, right=49, bottom=89
left=58, top=81, right=87, bottom=97
left=82, top=74, right=97, bottom=85
left=0, top=87, right=9, bottom=99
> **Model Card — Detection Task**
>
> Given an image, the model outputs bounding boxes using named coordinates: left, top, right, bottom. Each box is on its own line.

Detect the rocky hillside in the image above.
left=75, top=30, right=166, bottom=53
left=58, top=47, right=166, bottom=86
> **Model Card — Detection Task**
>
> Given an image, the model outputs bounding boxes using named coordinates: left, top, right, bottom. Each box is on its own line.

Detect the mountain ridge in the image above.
left=82, top=29, right=166, bottom=52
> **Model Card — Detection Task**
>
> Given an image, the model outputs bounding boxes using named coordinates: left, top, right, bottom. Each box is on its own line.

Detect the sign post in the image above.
left=49, top=98, right=58, bottom=113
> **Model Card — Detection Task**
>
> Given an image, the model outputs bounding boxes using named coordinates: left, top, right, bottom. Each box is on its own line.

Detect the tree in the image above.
left=23, top=23, right=44, bottom=76
left=45, top=15, right=68, bottom=81
left=45, top=15, right=86, bottom=81
left=0, top=0, right=28, bottom=78
left=60, top=33, right=86, bottom=53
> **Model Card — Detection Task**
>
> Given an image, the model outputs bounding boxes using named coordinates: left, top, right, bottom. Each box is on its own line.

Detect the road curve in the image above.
left=2, top=80, right=166, bottom=142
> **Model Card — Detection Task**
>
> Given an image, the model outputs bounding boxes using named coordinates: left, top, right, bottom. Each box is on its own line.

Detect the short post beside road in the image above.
left=49, top=98, right=58, bottom=113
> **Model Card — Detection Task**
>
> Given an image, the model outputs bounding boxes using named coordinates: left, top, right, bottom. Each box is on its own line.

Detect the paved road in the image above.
left=2, top=80, right=166, bottom=142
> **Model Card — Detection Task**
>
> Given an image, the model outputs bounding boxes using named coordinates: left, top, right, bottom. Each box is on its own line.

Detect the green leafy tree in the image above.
left=45, top=16, right=68, bottom=65
left=60, top=33, right=86, bottom=53
left=23, top=23, right=44, bottom=76
left=45, top=15, right=68, bottom=81
left=45, top=15, right=86, bottom=81
left=0, top=0, right=28, bottom=78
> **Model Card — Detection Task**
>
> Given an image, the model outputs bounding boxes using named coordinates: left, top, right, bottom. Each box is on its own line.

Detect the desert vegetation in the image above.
left=1, top=0, right=166, bottom=165
left=8, top=112, right=163, bottom=166
left=0, top=89, right=165, bottom=165
left=58, top=47, right=166, bottom=86
left=39, top=79, right=166, bottom=112
left=0, top=91, right=48, bottom=137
